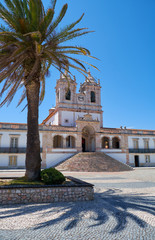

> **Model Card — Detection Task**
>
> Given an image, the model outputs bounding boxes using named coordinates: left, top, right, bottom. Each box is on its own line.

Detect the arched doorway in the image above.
left=82, top=125, right=95, bottom=152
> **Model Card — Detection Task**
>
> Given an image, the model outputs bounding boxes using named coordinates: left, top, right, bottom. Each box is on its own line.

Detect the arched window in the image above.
left=65, top=89, right=71, bottom=100
left=91, top=91, right=95, bottom=102
left=53, top=135, right=63, bottom=148
left=112, top=137, right=120, bottom=149
left=102, top=137, right=109, bottom=149
left=66, top=136, right=75, bottom=148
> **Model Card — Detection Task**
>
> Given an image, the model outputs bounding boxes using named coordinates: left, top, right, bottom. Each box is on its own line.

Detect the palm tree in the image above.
left=0, top=0, right=97, bottom=180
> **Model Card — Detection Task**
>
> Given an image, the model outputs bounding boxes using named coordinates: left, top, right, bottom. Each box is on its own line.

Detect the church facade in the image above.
left=0, top=71, right=155, bottom=169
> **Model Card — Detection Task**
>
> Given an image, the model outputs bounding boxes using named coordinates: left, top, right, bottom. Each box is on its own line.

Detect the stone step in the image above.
left=56, top=152, right=133, bottom=172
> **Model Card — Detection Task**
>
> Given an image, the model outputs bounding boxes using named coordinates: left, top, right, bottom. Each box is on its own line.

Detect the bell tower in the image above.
left=43, top=69, right=103, bottom=128
left=79, top=69, right=101, bottom=108
left=55, top=71, right=77, bottom=107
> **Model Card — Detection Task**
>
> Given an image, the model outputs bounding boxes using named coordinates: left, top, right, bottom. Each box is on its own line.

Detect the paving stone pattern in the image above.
left=56, top=152, right=132, bottom=172
left=0, top=168, right=155, bottom=240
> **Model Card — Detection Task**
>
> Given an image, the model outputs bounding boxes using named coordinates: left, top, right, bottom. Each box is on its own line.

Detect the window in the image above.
left=145, top=155, right=150, bottom=163
left=10, top=137, right=18, bottom=148
left=91, top=91, right=95, bottom=103
left=133, top=139, right=139, bottom=149
left=112, top=137, right=120, bottom=149
left=66, top=136, right=71, bottom=147
left=65, top=89, right=71, bottom=100
left=66, top=136, right=75, bottom=148
left=9, top=156, right=17, bottom=167
left=144, top=139, right=149, bottom=149
left=53, top=135, right=63, bottom=148
left=57, top=90, right=59, bottom=101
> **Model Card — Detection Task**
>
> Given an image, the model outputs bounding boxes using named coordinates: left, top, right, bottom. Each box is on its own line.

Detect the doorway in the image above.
left=82, top=125, right=95, bottom=152
left=82, top=138, right=86, bottom=152
left=134, top=155, right=139, bottom=167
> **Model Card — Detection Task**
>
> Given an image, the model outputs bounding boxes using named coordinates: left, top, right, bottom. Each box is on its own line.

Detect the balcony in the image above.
left=129, top=148, right=155, bottom=154
left=0, top=147, right=43, bottom=153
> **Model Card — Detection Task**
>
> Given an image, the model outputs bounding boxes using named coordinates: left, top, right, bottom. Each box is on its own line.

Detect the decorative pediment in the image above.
left=77, top=113, right=99, bottom=122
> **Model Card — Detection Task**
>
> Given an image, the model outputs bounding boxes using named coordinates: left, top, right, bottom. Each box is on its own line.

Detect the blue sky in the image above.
left=0, top=0, right=155, bottom=130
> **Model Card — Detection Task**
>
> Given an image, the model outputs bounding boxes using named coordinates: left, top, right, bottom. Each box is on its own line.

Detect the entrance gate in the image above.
left=82, top=125, right=95, bottom=152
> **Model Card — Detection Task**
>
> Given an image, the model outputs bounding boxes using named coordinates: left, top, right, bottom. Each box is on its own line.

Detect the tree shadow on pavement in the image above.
left=0, top=188, right=155, bottom=234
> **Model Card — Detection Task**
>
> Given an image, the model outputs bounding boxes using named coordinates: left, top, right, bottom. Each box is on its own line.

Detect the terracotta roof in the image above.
left=102, top=127, right=155, bottom=132
left=41, top=108, right=58, bottom=124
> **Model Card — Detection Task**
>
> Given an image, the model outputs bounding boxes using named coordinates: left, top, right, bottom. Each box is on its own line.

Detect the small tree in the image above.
left=0, top=0, right=97, bottom=180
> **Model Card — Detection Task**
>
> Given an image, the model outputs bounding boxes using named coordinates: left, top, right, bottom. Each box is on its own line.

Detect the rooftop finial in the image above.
left=64, top=66, right=69, bottom=76
left=60, top=73, right=63, bottom=79
left=86, top=68, right=91, bottom=82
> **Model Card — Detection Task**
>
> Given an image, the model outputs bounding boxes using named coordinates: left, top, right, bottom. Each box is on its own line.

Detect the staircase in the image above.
left=56, top=152, right=133, bottom=172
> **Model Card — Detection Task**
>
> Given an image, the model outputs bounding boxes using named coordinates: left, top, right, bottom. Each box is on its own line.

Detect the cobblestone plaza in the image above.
left=0, top=168, right=155, bottom=240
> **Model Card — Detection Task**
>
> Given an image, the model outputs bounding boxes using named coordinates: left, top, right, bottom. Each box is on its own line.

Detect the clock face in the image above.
left=78, top=95, right=84, bottom=101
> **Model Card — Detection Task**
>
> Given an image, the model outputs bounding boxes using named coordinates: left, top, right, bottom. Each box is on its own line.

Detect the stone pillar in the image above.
left=126, top=151, right=130, bottom=165
left=51, top=140, right=53, bottom=149
left=96, top=134, right=101, bottom=152
left=41, top=151, right=47, bottom=169
left=76, top=133, right=82, bottom=152
left=109, top=138, right=112, bottom=149
left=58, top=111, right=62, bottom=126
left=63, top=137, right=66, bottom=148
left=100, top=113, right=103, bottom=127
left=124, top=134, right=129, bottom=165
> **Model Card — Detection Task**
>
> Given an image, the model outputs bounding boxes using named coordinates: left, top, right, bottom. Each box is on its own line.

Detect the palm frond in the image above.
left=51, top=0, right=57, bottom=10
left=56, top=13, right=85, bottom=38
left=39, top=8, right=54, bottom=40
left=0, top=2, right=17, bottom=29
left=58, top=30, right=94, bottom=44
left=12, top=0, right=24, bottom=18
left=17, top=89, right=26, bottom=107
left=0, top=68, right=24, bottom=107
left=0, top=0, right=98, bottom=107
left=46, top=4, right=68, bottom=36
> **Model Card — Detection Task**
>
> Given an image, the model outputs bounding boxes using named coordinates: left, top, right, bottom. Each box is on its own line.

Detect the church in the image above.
left=0, top=70, right=155, bottom=169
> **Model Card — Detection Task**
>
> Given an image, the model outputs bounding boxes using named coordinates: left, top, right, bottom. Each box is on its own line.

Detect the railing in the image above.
left=0, top=147, right=43, bottom=153
left=129, top=148, right=155, bottom=153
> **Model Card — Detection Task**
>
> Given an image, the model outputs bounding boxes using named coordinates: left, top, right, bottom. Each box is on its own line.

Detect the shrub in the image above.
left=41, top=168, right=65, bottom=185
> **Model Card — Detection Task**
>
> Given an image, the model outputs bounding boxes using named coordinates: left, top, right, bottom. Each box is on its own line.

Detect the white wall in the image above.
left=0, top=154, right=9, bottom=167
left=61, top=111, right=101, bottom=127
left=128, top=136, right=155, bottom=148
left=0, top=131, right=43, bottom=148
left=129, top=154, right=155, bottom=167
left=46, top=153, right=75, bottom=168
left=0, top=131, right=26, bottom=147
left=101, top=149, right=122, bottom=153
left=46, top=112, right=59, bottom=125
left=16, top=155, right=25, bottom=168
left=0, top=131, right=43, bottom=168
left=105, top=153, right=127, bottom=164
left=0, top=154, right=25, bottom=168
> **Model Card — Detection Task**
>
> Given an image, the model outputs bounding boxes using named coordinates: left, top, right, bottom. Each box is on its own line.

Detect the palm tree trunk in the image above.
left=25, top=80, right=41, bottom=181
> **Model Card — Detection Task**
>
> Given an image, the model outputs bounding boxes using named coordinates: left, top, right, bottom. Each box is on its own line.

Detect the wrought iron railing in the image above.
left=0, top=147, right=43, bottom=153
left=129, top=148, right=155, bottom=153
